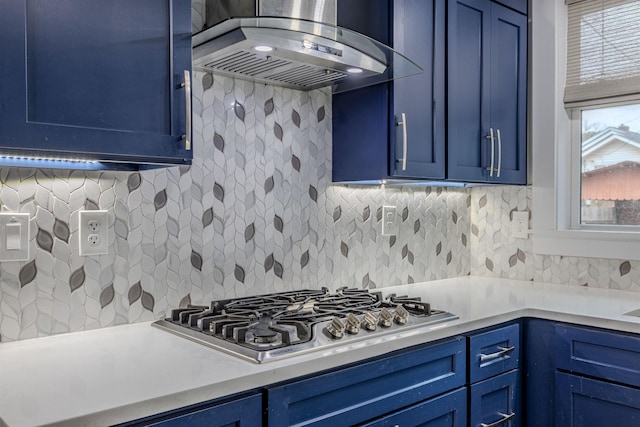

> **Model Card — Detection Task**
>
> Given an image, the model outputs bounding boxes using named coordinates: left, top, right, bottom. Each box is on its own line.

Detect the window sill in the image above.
left=533, top=229, right=640, bottom=261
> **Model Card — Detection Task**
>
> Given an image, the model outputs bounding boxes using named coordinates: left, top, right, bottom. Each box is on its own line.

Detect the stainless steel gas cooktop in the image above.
left=152, top=288, right=458, bottom=363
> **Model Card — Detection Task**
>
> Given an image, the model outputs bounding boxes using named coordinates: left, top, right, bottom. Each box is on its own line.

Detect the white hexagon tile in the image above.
left=1, top=73, right=639, bottom=343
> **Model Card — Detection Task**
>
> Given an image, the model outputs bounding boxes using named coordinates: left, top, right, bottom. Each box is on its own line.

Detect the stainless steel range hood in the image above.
left=193, top=0, right=422, bottom=93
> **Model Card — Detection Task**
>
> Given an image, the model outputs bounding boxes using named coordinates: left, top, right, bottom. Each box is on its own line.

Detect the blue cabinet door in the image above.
left=447, top=0, right=490, bottom=183
left=120, top=394, right=262, bottom=427
left=333, top=0, right=445, bottom=182
left=391, top=0, right=445, bottom=179
left=556, top=372, right=640, bottom=427
left=0, top=0, right=192, bottom=168
left=488, top=3, right=527, bottom=184
left=362, top=387, right=467, bottom=427
left=470, top=369, right=521, bottom=427
left=447, top=0, right=526, bottom=184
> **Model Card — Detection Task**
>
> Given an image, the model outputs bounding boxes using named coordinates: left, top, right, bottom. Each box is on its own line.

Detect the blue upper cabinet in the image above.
left=447, top=0, right=527, bottom=184
left=333, top=0, right=445, bottom=183
left=0, top=0, right=192, bottom=170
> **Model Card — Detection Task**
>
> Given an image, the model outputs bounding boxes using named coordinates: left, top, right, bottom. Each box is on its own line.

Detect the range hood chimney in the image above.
left=193, top=0, right=422, bottom=93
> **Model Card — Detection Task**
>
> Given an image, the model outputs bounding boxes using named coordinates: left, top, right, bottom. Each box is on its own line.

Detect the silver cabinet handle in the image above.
left=485, top=128, right=495, bottom=177
left=496, top=128, right=502, bottom=178
left=480, top=345, right=515, bottom=362
left=397, top=112, right=408, bottom=171
left=181, top=70, right=192, bottom=151
left=480, top=412, right=516, bottom=427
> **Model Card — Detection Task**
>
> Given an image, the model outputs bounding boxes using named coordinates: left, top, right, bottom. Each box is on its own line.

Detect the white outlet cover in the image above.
left=0, top=213, right=29, bottom=261
left=79, top=210, right=109, bottom=256
left=381, top=206, right=397, bottom=236
left=511, top=211, right=529, bottom=239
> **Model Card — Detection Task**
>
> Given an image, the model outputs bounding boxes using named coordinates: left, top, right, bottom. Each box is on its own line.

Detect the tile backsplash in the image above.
left=1, top=73, right=640, bottom=342
left=0, top=74, right=470, bottom=342
left=471, top=186, right=640, bottom=293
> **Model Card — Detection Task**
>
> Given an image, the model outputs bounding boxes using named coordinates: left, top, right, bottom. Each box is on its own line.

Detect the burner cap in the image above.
left=249, top=315, right=279, bottom=344
left=253, top=328, right=278, bottom=344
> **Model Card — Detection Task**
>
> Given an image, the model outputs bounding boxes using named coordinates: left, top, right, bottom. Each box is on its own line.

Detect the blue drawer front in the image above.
left=556, top=324, right=640, bottom=387
left=143, top=394, right=262, bottom=427
left=362, top=387, right=467, bottom=427
left=556, top=372, right=640, bottom=426
left=469, top=324, right=520, bottom=383
left=267, top=338, right=466, bottom=427
left=470, top=369, right=520, bottom=427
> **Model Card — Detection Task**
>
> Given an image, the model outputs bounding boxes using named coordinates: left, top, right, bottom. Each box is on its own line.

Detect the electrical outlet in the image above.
left=381, top=206, right=397, bottom=236
left=511, top=211, right=529, bottom=239
left=79, top=210, right=109, bottom=256
left=87, top=220, right=100, bottom=233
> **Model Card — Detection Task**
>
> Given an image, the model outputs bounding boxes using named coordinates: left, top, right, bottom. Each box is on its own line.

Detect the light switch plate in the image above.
left=0, top=213, right=30, bottom=261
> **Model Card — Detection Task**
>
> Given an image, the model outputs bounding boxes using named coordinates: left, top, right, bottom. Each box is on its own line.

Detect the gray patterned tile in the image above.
left=141, top=291, right=154, bottom=311
left=3, top=67, right=639, bottom=343
left=100, top=284, right=115, bottom=308
left=128, top=282, right=142, bottom=304
left=19, top=260, right=37, bottom=287
left=69, top=267, right=85, bottom=292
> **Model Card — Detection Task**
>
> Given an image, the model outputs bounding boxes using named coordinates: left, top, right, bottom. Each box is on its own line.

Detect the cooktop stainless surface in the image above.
left=152, top=288, right=458, bottom=363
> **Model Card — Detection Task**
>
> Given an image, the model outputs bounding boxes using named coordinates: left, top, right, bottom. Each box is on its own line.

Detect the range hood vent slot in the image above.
left=201, top=49, right=347, bottom=89
left=193, top=0, right=422, bottom=93
left=265, top=67, right=346, bottom=88
left=205, top=51, right=291, bottom=75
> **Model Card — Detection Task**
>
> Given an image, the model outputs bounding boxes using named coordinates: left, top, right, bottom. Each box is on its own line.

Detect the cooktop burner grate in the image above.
left=152, top=287, right=458, bottom=363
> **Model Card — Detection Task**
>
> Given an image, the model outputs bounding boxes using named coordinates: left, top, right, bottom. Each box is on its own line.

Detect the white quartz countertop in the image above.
left=2, top=277, right=640, bottom=427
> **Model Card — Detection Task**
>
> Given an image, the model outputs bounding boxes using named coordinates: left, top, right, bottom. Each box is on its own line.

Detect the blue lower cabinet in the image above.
left=556, top=323, right=640, bottom=386
left=470, top=369, right=520, bottom=427
left=266, top=338, right=466, bottom=426
left=120, top=394, right=262, bottom=427
left=361, top=387, right=467, bottom=427
left=523, top=318, right=556, bottom=427
left=556, top=372, right=640, bottom=427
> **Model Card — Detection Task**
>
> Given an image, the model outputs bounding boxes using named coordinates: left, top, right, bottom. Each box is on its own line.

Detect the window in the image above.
left=578, top=103, right=640, bottom=226
left=567, top=0, right=640, bottom=228
left=531, top=0, right=640, bottom=260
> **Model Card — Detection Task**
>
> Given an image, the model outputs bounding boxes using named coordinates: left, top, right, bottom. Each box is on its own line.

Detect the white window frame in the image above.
left=531, top=0, right=640, bottom=261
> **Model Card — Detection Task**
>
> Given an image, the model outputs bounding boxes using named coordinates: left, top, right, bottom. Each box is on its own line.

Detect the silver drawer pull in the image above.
left=480, top=345, right=515, bottom=362
left=480, top=412, right=515, bottom=427
left=485, top=128, right=495, bottom=177
left=397, top=112, right=408, bottom=171
left=496, top=128, right=502, bottom=178
left=181, top=70, right=192, bottom=151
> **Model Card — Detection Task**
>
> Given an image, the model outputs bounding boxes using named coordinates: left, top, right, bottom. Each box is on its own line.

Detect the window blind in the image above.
left=565, top=0, right=640, bottom=107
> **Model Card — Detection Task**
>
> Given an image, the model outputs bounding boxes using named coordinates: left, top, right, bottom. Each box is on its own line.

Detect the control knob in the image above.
left=379, top=308, right=393, bottom=328
left=394, top=305, right=409, bottom=325
left=345, top=313, right=361, bottom=334
left=361, top=311, right=377, bottom=331
left=326, top=317, right=346, bottom=339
